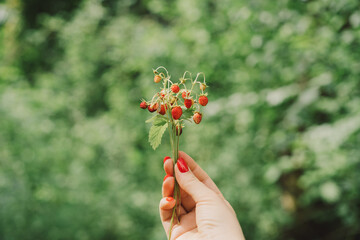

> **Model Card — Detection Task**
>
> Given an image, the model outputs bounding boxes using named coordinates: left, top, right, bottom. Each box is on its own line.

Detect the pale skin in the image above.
left=159, top=151, right=246, bottom=240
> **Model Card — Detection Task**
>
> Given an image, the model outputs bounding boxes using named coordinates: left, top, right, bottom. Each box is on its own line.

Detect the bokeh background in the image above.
left=1, top=0, right=360, bottom=239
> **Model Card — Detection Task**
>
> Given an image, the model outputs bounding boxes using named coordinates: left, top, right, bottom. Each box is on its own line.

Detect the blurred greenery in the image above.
left=1, top=0, right=360, bottom=239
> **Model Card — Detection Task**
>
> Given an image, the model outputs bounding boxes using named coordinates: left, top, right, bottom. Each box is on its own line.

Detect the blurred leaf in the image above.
left=181, top=107, right=195, bottom=120
left=149, top=122, right=168, bottom=150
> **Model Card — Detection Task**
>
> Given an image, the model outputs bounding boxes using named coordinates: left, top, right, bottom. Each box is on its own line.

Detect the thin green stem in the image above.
left=176, top=129, right=181, bottom=216
left=156, top=66, right=170, bottom=78
left=168, top=120, right=181, bottom=240
left=194, top=72, right=205, bottom=83
left=169, top=178, right=178, bottom=240
left=182, top=71, right=192, bottom=80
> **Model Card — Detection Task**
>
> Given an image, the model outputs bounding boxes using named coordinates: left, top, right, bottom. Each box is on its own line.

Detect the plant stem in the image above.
left=168, top=122, right=181, bottom=240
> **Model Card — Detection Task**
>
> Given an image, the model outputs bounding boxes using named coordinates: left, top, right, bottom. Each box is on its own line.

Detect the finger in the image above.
left=163, top=156, right=193, bottom=209
left=179, top=151, right=224, bottom=199
left=162, top=175, right=175, bottom=197
left=164, top=157, right=174, bottom=176
left=177, top=151, right=224, bottom=211
left=159, top=197, right=177, bottom=230
left=160, top=197, right=176, bottom=211
left=180, top=152, right=236, bottom=211
left=162, top=175, right=195, bottom=216
left=179, top=182, right=231, bottom=214
left=164, top=156, right=197, bottom=212
left=179, top=189, right=196, bottom=212
left=159, top=197, right=187, bottom=237
left=170, top=209, right=197, bottom=240
left=175, top=157, right=217, bottom=203
left=160, top=198, right=187, bottom=222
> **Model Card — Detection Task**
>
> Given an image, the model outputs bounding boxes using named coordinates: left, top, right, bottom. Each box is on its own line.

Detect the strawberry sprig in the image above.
left=140, top=66, right=208, bottom=149
left=140, top=66, right=208, bottom=240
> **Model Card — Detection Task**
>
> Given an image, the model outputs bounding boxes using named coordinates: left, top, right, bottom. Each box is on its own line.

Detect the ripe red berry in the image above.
left=148, top=105, right=154, bottom=112
left=198, top=95, right=208, bottom=106
left=171, top=106, right=182, bottom=120
left=171, top=84, right=180, bottom=93
left=140, top=101, right=147, bottom=109
left=154, top=75, right=162, bottom=83
left=182, top=91, right=190, bottom=99
left=193, top=112, right=202, bottom=124
left=184, top=98, right=193, bottom=109
left=176, top=125, right=182, bottom=136
left=158, top=104, right=167, bottom=115
left=148, top=103, right=158, bottom=112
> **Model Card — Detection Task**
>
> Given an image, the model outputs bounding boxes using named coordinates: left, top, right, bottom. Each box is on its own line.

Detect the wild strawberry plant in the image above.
left=140, top=66, right=208, bottom=239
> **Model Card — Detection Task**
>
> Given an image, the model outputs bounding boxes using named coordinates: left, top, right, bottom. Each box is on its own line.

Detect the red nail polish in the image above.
left=177, top=157, right=189, bottom=173
left=166, top=197, right=174, bottom=202
left=163, top=156, right=171, bottom=163
left=163, top=174, right=171, bottom=182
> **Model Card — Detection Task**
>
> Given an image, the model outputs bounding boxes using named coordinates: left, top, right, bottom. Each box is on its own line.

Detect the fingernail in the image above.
left=163, top=174, right=171, bottom=182
left=163, top=156, right=171, bottom=163
left=177, top=157, right=189, bottom=173
left=166, top=197, right=174, bottom=202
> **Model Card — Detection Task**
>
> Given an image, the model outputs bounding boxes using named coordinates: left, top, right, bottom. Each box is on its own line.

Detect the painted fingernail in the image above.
left=163, top=156, right=171, bottom=163
left=166, top=197, right=174, bottom=202
left=163, top=174, right=171, bottom=182
left=177, top=157, right=189, bottom=173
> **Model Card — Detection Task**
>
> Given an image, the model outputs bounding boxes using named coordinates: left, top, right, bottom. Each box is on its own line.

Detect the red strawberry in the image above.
left=148, top=103, right=158, bottom=112
left=171, top=84, right=180, bottom=93
left=176, top=125, right=182, bottom=136
left=184, top=98, right=193, bottom=109
left=148, top=105, right=154, bottom=112
left=182, top=91, right=190, bottom=99
left=158, top=104, right=167, bottom=115
left=154, top=75, right=162, bottom=83
left=198, top=95, right=208, bottom=106
left=171, top=106, right=182, bottom=120
left=193, top=112, right=202, bottom=124
left=140, top=101, right=148, bottom=109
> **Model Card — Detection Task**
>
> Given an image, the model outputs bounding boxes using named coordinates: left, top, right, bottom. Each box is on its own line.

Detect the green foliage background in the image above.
left=1, top=0, right=360, bottom=239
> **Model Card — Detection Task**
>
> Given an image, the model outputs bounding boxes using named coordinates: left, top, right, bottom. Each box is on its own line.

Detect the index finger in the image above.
left=178, top=151, right=224, bottom=199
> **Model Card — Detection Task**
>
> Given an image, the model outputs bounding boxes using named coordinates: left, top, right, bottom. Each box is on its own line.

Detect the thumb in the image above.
left=175, top=157, right=216, bottom=203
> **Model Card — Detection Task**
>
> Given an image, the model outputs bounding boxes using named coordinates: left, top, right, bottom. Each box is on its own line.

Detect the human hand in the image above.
left=159, top=151, right=246, bottom=240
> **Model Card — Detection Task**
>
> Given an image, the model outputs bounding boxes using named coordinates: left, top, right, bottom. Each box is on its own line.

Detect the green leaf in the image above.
left=147, top=115, right=169, bottom=149
left=145, top=115, right=157, bottom=123
left=181, top=107, right=194, bottom=120
left=146, top=114, right=167, bottom=124
left=153, top=116, right=168, bottom=126
left=149, top=123, right=168, bottom=150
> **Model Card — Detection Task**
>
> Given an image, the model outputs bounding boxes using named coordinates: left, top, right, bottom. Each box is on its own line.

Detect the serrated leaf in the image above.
left=149, top=123, right=168, bottom=150
left=145, top=115, right=157, bottom=123
left=146, top=114, right=167, bottom=124
left=181, top=107, right=194, bottom=120
left=153, top=116, right=168, bottom=126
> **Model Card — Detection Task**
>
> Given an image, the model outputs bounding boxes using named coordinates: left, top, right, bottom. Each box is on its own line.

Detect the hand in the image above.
left=159, top=151, right=246, bottom=240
